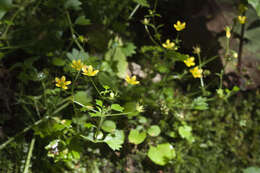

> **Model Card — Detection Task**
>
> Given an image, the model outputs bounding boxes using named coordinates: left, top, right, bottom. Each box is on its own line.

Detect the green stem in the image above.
left=33, top=100, right=41, bottom=119
left=200, top=55, right=218, bottom=67
left=1, top=0, right=30, bottom=40
left=197, top=53, right=205, bottom=94
left=128, top=4, right=140, bottom=20
left=65, top=11, right=84, bottom=51
left=23, top=137, right=36, bottom=173
left=0, top=102, right=70, bottom=150
left=72, top=71, right=81, bottom=93
left=73, top=100, right=98, bottom=113
left=89, top=77, right=101, bottom=96
left=219, top=70, right=224, bottom=89
left=144, top=25, right=160, bottom=46
left=225, top=37, right=230, bottom=57
left=41, top=81, right=48, bottom=116
left=104, top=112, right=134, bottom=117
left=95, top=116, right=105, bottom=140
left=0, top=116, right=48, bottom=151
left=72, top=71, right=81, bottom=131
left=237, top=20, right=245, bottom=77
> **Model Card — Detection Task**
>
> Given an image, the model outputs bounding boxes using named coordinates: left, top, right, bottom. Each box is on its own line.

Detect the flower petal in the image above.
left=61, top=76, right=66, bottom=82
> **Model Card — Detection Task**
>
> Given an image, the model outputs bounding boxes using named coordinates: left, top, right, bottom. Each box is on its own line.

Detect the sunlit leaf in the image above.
left=101, top=120, right=116, bottom=133
left=75, top=16, right=91, bottom=25
left=111, top=104, right=124, bottom=112
left=104, top=130, right=125, bottom=151
left=128, top=129, right=146, bottom=145
left=148, top=143, right=176, bottom=166
left=147, top=125, right=161, bottom=137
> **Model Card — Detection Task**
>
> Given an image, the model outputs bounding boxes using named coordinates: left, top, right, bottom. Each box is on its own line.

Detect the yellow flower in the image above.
left=174, top=20, right=186, bottom=31
left=162, top=39, right=176, bottom=50
left=125, top=75, right=139, bottom=85
left=82, top=65, right=99, bottom=76
left=55, top=76, right=71, bottom=90
left=71, top=59, right=84, bottom=71
left=184, top=57, right=195, bottom=67
left=238, top=16, right=246, bottom=24
left=225, top=26, right=231, bottom=39
left=190, top=66, right=203, bottom=78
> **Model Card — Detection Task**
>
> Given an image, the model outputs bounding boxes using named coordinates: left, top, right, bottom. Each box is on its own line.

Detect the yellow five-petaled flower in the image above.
left=71, top=59, right=84, bottom=71
left=184, top=57, right=195, bottom=67
left=55, top=76, right=71, bottom=90
left=238, top=16, right=246, bottom=24
left=174, top=20, right=186, bottom=31
left=190, top=66, right=203, bottom=78
left=82, top=65, right=99, bottom=76
left=162, top=39, right=176, bottom=50
left=125, top=75, right=139, bottom=85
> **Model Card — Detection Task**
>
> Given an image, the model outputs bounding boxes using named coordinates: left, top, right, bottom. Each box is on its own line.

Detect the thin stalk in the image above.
left=71, top=71, right=81, bottom=116
left=104, top=112, right=135, bottom=117
left=41, top=81, right=47, bottom=115
left=73, top=101, right=98, bottom=113
left=144, top=25, right=160, bottom=46
left=0, top=116, right=48, bottom=151
left=33, top=100, right=41, bottom=119
left=225, top=37, right=230, bottom=57
left=95, top=116, right=105, bottom=140
left=72, top=71, right=81, bottom=94
left=237, top=21, right=245, bottom=76
left=1, top=0, right=30, bottom=40
left=219, top=70, right=224, bottom=89
left=128, top=4, right=140, bottom=20
left=65, top=11, right=84, bottom=51
left=197, top=53, right=205, bottom=93
left=89, top=77, right=101, bottom=96
left=0, top=102, right=70, bottom=150
left=23, top=137, right=36, bottom=173
left=200, top=55, right=218, bottom=67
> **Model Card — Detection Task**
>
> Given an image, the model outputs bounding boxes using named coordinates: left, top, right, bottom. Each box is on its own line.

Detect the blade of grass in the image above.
left=23, top=137, right=36, bottom=173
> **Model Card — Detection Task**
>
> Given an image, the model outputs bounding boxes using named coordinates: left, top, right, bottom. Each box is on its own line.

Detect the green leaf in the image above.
left=248, top=0, right=260, bottom=17
left=114, top=47, right=128, bottom=78
left=89, top=112, right=103, bottom=117
left=133, top=0, right=150, bottom=7
left=104, top=130, right=125, bottom=151
left=123, top=102, right=139, bottom=117
left=166, top=52, right=188, bottom=62
left=64, top=0, right=82, bottom=10
left=101, top=120, right=116, bottom=133
left=68, top=150, right=80, bottom=160
left=147, top=125, right=161, bottom=137
left=148, top=143, right=176, bottom=166
left=0, top=0, right=12, bottom=19
left=122, top=42, right=136, bottom=57
left=191, top=97, right=208, bottom=110
left=243, top=167, right=260, bottom=173
left=178, top=125, right=195, bottom=143
left=128, top=129, right=147, bottom=145
left=67, top=48, right=89, bottom=61
left=105, top=39, right=128, bottom=79
left=74, top=91, right=92, bottom=106
left=75, top=16, right=91, bottom=25
left=52, top=57, right=66, bottom=66
left=111, top=104, right=124, bottom=112
left=96, top=99, right=103, bottom=107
